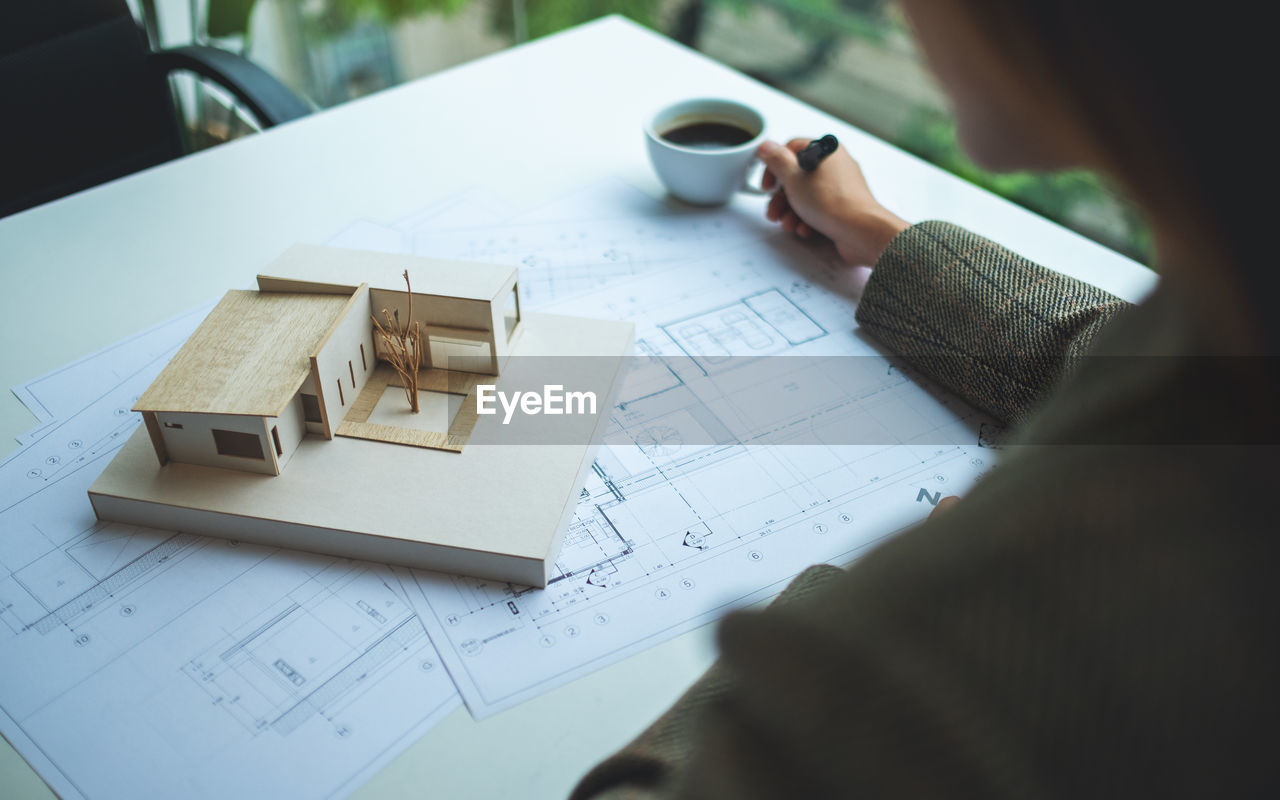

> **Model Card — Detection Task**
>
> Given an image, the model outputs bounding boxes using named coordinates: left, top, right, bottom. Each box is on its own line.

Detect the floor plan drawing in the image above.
left=409, top=212, right=768, bottom=309
left=181, top=561, right=435, bottom=738
left=327, top=178, right=777, bottom=311
left=0, top=318, right=458, bottom=800
left=402, top=230, right=999, bottom=718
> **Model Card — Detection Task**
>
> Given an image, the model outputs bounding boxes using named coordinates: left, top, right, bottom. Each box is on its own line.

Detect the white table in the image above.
left=0, top=15, right=1156, bottom=799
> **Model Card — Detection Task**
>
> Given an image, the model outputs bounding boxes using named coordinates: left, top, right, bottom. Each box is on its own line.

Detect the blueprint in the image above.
left=331, top=178, right=775, bottom=309
left=396, top=219, right=999, bottom=717
left=334, top=178, right=997, bottom=718
left=0, top=291, right=461, bottom=798
left=3, top=177, right=998, bottom=797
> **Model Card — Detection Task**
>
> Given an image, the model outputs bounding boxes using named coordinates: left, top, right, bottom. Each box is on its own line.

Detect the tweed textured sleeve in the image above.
left=855, top=221, right=1131, bottom=427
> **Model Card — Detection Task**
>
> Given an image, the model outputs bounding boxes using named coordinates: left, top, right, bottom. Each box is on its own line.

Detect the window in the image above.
left=349, top=360, right=356, bottom=387
left=163, top=421, right=183, bottom=429
left=301, top=394, right=322, bottom=423
left=212, top=429, right=264, bottom=460
left=337, top=379, right=345, bottom=406
left=360, top=343, right=368, bottom=371
left=271, top=426, right=283, bottom=457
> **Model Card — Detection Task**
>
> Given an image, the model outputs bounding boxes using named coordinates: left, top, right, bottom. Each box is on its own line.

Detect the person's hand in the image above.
left=930, top=496, right=961, bottom=518
left=758, top=138, right=910, bottom=266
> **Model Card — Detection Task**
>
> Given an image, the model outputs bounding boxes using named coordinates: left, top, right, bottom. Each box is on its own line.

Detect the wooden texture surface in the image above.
left=135, top=289, right=353, bottom=417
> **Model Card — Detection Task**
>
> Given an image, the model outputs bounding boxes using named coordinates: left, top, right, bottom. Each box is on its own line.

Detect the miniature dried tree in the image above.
left=371, top=270, right=425, bottom=412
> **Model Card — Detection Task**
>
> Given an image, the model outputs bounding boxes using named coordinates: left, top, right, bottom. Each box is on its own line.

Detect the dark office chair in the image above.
left=0, top=0, right=312, bottom=218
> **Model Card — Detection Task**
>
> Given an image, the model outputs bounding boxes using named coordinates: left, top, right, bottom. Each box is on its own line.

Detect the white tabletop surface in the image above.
left=0, top=15, right=1156, bottom=799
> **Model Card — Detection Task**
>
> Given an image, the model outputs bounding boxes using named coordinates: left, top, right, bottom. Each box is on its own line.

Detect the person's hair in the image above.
left=948, top=2, right=1273, bottom=352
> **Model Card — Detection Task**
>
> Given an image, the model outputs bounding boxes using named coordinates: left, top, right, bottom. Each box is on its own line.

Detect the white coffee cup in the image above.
left=644, top=98, right=768, bottom=206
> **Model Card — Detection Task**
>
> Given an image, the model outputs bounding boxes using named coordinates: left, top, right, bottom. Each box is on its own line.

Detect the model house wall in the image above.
left=271, top=243, right=523, bottom=375
left=152, top=411, right=279, bottom=476
left=370, top=289, right=509, bottom=375
left=310, top=286, right=376, bottom=439
left=493, top=277, right=521, bottom=353
left=370, top=316, right=495, bottom=375
left=296, top=373, right=325, bottom=437
left=273, top=392, right=308, bottom=471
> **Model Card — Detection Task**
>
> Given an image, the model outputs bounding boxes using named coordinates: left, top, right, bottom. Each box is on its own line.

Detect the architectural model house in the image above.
left=132, top=250, right=522, bottom=476
left=90, top=244, right=634, bottom=587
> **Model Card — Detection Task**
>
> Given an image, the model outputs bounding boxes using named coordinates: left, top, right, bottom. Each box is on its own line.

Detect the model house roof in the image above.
left=134, top=289, right=353, bottom=417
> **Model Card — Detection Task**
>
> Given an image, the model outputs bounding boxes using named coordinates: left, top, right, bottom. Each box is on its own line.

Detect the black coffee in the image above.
left=660, top=121, right=755, bottom=150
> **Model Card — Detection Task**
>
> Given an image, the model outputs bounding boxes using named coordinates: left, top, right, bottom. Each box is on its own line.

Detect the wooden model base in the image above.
left=89, top=312, right=634, bottom=587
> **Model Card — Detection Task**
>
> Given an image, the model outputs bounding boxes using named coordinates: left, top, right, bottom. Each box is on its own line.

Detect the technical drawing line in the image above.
left=4, top=433, right=132, bottom=516
left=541, top=450, right=969, bottom=617
left=220, top=603, right=302, bottom=662
left=272, top=616, right=428, bottom=735
left=28, top=534, right=193, bottom=633
left=11, top=300, right=211, bottom=428
left=3, top=706, right=92, bottom=800
left=546, top=507, right=633, bottom=586
left=343, top=197, right=993, bottom=721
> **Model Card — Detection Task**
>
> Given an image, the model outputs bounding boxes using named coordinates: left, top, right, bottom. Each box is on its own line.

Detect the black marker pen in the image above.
left=797, top=134, right=839, bottom=172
